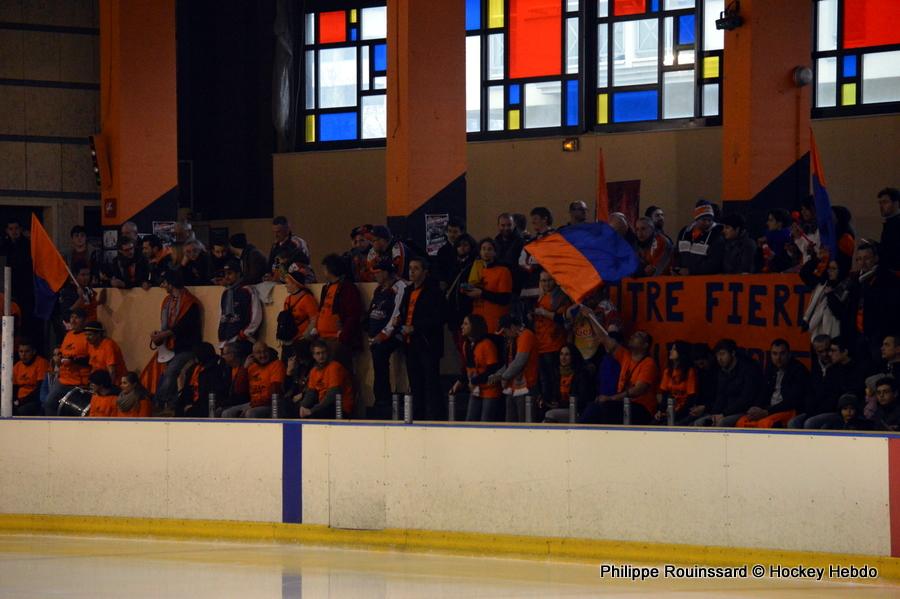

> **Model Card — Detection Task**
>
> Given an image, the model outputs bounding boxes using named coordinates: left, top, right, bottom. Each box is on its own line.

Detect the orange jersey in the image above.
left=307, top=360, right=354, bottom=414
left=505, top=329, right=539, bottom=392
left=248, top=359, right=286, bottom=408
left=88, top=338, right=127, bottom=381
left=89, top=394, right=118, bottom=417
left=614, top=346, right=660, bottom=415
left=659, top=367, right=698, bottom=412
left=533, top=293, right=569, bottom=354
left=560, top=371, right=574, bottom=400
left=317, top=284, right=340, bottom=339
left=468, top=338, right=501, bottom=399
left=284, top=290, right=319, bottom=341
left=13, top=356, right=50, bottom=399
left=58, top=330, right=90, bottom=386
left=471, top=265, right=512, bottom=333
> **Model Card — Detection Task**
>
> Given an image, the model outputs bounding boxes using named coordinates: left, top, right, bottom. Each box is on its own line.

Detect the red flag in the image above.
left=30, top=214, right=70, bottom=319
left=596, top=147, right=609, bottom=222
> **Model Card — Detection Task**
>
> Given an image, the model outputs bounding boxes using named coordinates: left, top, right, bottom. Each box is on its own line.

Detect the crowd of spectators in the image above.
left=2, top=187, right=899, bottom=429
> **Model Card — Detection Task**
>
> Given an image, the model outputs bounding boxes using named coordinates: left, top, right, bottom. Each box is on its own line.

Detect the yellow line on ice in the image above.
left=2, top=514, right=899, bottom=580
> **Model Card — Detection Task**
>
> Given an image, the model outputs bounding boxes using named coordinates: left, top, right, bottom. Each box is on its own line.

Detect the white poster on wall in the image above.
left=425, top=213, right=449, bottom=256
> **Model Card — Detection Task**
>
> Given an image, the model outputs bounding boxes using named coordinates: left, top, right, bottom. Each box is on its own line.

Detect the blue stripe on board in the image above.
left=282, top=422, right=302, bottom=523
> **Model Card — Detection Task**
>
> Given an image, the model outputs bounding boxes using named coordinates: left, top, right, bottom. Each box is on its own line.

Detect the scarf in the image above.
left=559, top=364, right=574, bottom=377
left=160, top=289, right=198, bottom=349
left=117, top=387, right=146, bottom=413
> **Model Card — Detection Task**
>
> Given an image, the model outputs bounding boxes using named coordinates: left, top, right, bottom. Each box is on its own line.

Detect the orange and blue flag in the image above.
left=525, top=222, right=638, bottom=303
left=30, top=213, right=70, bottom=320
left=810, top=131, right=837, bottom=257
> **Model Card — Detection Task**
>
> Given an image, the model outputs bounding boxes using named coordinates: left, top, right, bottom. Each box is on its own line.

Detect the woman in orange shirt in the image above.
left=461, top=239, right=512, bottom=334
left=656, top=340, right=698, bottom=425
left=451, top=314, right=503, bottom=422
left=116, top=371, right=153, bottom=418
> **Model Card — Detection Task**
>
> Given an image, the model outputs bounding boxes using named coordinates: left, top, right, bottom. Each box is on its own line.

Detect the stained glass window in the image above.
left=466, top=0, right=582, bottom=133
left=813, top=0, right=900, bottom=113
left=303, top=5, right=387, bottom=145
left=595, top=0, right=723, bottom=126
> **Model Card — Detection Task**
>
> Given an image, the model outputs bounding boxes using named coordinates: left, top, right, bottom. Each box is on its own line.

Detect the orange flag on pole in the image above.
left=596, top=147, right=609, bottom=222
left=30, top=213, right=70, bottom=319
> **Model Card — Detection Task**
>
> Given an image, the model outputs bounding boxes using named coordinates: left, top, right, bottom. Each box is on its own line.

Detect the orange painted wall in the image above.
left=99, top=0, right=177, bottom=225
left=386, top=0, right=466, bottom=217
left=722, top=0, right=811, bottom=201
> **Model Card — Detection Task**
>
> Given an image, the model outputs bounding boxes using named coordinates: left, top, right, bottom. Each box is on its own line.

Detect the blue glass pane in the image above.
left=651, top=0, right=659, bottom=10
left=350, top=27, right=358, bottom=41
left=613, top=90, right=659, bottom=122
left=320, top=112, right=357, bottom=141
left=373, top=44, right=387, bottom=72
left=843, top=55, right=857, bottom=78
left=466, top=0, right=481, bottom=30
left=678, top=15, right=695, bottom=45
left=509, top=84, right=521, bottom=105
left=566, top=80, right=579, bottom=126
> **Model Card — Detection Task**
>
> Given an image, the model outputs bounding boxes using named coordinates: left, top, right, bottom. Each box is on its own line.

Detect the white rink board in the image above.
left=302, top=425, right=892, bottom=556
left=0, top=420, right=283, bottom=523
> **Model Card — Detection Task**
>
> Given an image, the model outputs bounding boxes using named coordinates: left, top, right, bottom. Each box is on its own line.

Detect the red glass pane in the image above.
left=509, top=0, right=562, bottom=79
left=614, top=0, right=646, bottom=16
left=843, top=0, right=900, bottom=49
left=319, top=11, right=346, bottom=44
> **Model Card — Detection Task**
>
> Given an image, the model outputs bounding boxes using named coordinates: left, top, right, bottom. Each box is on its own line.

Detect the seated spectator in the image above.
left=116, top=371, right=152, bottom=418
left=278, top=270, right=319, bottom=361
left=759, top=209, right=796, bottom=273
left=64, top=225, right=101, bottom=284
left=221, top=342, right=250, bottom=412
left=450, top=314, right=503, bottom=422
left=177, top=343, right=227, bottom=417
left=674, top=202, right=724, bottom=275
left=398, top=256, right=446, bottom=420
left=494, top=315, right=539, bottom=422
left=878, top=187, right=900, bottom=273
left=790, top=334, right=840, bottom=429
left=837, top=393, right=872, bottom=431
left=13, top=339, right=50, bottom=416
left=693, top=339, right=759, bottom=426
left=533, top=271, right=570, bottom=405
left=634, top=216, right=672, bottom=276
left=543, top=344, right=594, bottom=422
left=141, top=234, right=172, bottom=289
left=583, top=330, right=624, bottom=420
left=655, top=340, right=697, bottom=425
left=119, top=220, right=139, bottom=244
left=146, top=269, right=202, bottom=409
left=88, top=370, right=119, bottom=418
left=688, top=343, right=717, bottom=422
left=268, top=216, right=311, bottom=271
left=210, top=240, right=230, bottom=284
left=366, top=226, right=410, bottom=280
left=567, top=201, right=588, bottom=226
left=435, top=218, right=465, bottom=288
left=318, top=254, right=363, bottom=368
left=366, top=260, right=407, bottom=414
left=879, top=334, right=900, bottom=380
left=45, top=308, right=91, bottom=415
left=217, top=259, right=262, bottom=353
left=721, top=214, right=757, bottom=274
left=583, top=329, right=659, bottom=425
left=102, top=237, right=149, bottom=289
left=735, top=339, right=808, bottom=428
left=272, top=246, right=317, bottom=285
left=299, top=340, right=354, bottom=419
left=228, top=233, right=268, bottom=285
left=180, top=239, right=211, bottom=285
left=341, top=225, right=374, bottom=283
left=869, top=377, right=900, bottom=431
left=223, top=341, right=285, bottom=418
left=85, top=321, right=127, bottom=383
left=463, top=238, right=513, bottom=334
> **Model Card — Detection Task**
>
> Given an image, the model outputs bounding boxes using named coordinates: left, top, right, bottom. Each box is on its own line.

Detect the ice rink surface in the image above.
left=1, top=534, right=898, bottom=598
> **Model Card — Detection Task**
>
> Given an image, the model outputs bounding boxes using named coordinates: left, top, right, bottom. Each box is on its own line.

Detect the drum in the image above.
left=57, top=388, right=91, bottom=417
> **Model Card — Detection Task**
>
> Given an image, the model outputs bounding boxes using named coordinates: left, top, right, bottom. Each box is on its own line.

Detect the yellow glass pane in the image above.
left=488, top=0, right=504, bottom=28
left=703, top=56, right=720, bottom=79
left=509, top=109, right=520, bottom=130
left=350, top=9, right=357, bottom=23
left=841, top=83, right=857, bottom=106
left=597, top=93, right=608, bottom=125
left=305, top=115, right=316, bottom=142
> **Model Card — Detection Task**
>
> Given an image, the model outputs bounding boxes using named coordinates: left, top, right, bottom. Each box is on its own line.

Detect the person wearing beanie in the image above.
left=837, top=393, right=872, bottom=430
left=366, top=225, right=411, bottom=279
left=366, top=259, right=409, bottom=414
left=85, top=320, right=127, bottom=384
left=45, top=308, right=91, bottom=415
left=673, top=201, right=725, bottom=275
left=228, top=232, right=268, bottom=284
left=721, top=213, right=758, bottom=274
